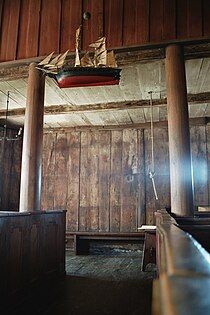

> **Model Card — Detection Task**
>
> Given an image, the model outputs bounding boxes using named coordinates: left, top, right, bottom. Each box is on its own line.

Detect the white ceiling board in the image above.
left=127, top=108, right=146, bottom=123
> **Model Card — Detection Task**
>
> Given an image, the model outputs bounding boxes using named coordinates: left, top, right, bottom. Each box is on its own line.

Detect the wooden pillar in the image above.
left=19, top=63, right=45, bottom=212
left=165, top=45, right=194, bottom=217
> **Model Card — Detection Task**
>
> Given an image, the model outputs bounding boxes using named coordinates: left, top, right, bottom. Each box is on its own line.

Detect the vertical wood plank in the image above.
left=17, top=0, right=41, bottom=59
left=60, top=0, right=82, bottom=52
left=203, top=0, right=210, bottom=37
left=41, top=133, right=56, bottom=210
left=137, top=129, right=146, bottom=227
left=188, top=0, right=202, bottom=38
left=162, top=0, right=176, bottom=40
left=190, top=126, right=209, bottom=206
left=176, top=0, right=188, bottom=39
left=66, top=131, right=80, bottom=231
left=54, top=132, right=68, bottom=211
left=98, top=131, right=111, bottom=232
left=39, top=0, right=61, bottom=55
left=207, top=125, right=210, bottom=205
left=0, top=0, right=21, bottom=61
left=145, top=128, right=170, bottom=224
left=1, top=137, right=13, bottom=210
left=110, top=130, right=123, bottom=232
left=123, top=0, right=149, bottom=46
left=104, top=0, right=123, bottom=48
left=150, top=0, right=163, bottom=42
left=79, top=132, right=89, bottom=231
left=82, top=0, right=104, bottom=50
left=88, top=131, right=99, bottom=231
left=8, top=135, right=22, bottom=210
left=121, top=129, right=138, bottom=232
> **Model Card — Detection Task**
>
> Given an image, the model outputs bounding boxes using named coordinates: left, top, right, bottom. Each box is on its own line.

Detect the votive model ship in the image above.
left=37, top=26, right=121, bottom=88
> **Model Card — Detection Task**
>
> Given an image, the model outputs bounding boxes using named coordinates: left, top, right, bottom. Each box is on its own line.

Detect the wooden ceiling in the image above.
left=0, top=58, right=209, bottom=129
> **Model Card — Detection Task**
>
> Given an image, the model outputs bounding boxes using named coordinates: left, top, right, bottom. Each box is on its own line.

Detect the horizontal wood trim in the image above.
left=41, top=118, right=210, bottom=133
left=0, top=92, right=209, bottom=118
left=0, top=40, right=210, bottom=81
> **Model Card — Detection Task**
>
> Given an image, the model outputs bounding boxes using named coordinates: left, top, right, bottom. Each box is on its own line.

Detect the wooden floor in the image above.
left=10, top=243, right=155, bottom=315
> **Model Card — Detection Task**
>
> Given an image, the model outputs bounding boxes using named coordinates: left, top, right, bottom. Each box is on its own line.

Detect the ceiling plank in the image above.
left=1, top=92, right=210, bottom=118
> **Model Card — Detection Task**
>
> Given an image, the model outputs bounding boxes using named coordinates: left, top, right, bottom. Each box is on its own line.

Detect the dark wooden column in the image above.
left=19, top=63, right=45, bottom=212
left=165, top=44, right=194, bottom=217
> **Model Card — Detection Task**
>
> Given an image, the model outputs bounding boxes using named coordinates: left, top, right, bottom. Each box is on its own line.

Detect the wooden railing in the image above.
left=153, top=209, right=210, bottom=315
left=0, top=210, right=66, bottom=309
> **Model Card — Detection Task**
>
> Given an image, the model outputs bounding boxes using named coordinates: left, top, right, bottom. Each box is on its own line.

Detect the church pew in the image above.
left=153, top=209, right=210, bottom=315
left=0, top=210, right=66, bottom=311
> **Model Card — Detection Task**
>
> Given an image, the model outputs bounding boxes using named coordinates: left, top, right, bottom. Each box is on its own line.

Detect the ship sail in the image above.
left=44, top=54, right=62, bottom=69
left=75, top=26, right=81, bottom=67
left=81, top=52, right=94, bottom=67
left=89, top=37, right=107, bottom=67
left=56, top=50, right=69, bottom=68
left=38, top=51, right=54, bottom=66
left=107, top=50, right=117, bottom=68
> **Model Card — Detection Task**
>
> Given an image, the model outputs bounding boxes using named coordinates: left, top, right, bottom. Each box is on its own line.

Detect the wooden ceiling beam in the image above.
left=0, top=92, right=209, bottom=118
left=0, top=40, right=210, bottom=81
left=43, top=117, right=210, bottom=133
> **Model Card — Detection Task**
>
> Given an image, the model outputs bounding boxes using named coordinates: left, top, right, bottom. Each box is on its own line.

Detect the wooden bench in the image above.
left=66, top=231, right=145, bottom=255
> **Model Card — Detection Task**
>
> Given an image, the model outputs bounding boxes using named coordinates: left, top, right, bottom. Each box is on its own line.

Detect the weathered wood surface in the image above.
left=166, top=45, right=193, bottom=216
left=154, top=209, right=210, bottom=315
left=19, top=63, right=45, bottom=212
left=0, top=210, right=66, bottom=311
left=0, top=129, right=22, bottom=211
left=0, top=0, right=210, bottom=62
left=40, top=125, right=210, bottom=230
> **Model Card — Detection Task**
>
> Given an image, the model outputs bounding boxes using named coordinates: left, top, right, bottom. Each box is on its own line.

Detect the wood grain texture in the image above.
left=39, top=0, right=61, bottom=55
left=176, top=0, right=188, bottom=39
left=162, top=0, right=176, bottom=40
left=0, top=0, right=21, bottom=61
left=190, top=125, right=209, bottom=205
left=60, top=0, right=82, bottom=52
left=110, top=130, right=123, bottom=232
left=82, top=0, right=104, bottom=50
left=123, top=0, right=149, bottom=46
left=98, top=131, right=111, bottom=232
left=17, top=0, right=41, bottom=59
left=104, top=0, right=123, bottom=48
left=149, top=0, right=163, bottom=42
left=188, top=0, right=202, bottom=38
left=66, top=131, right=80, bottom=231
left=41, top=132, right=56, bottom=210
left=121, top=129, right=138, bottom=232
left=54, top=132, right=68, bottom=211
left=203, top=0, right=210, bottom=37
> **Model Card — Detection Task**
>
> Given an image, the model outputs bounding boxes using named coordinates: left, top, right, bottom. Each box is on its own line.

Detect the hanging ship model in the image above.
left=37, top=26, right=121, bottom=88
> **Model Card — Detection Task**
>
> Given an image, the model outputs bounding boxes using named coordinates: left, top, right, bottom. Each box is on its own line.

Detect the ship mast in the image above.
left=75, top=26, right=81, bottom=67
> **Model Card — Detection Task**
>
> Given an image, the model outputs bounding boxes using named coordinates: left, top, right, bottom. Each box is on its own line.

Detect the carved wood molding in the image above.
left=0, top=92, right=209, bottom=118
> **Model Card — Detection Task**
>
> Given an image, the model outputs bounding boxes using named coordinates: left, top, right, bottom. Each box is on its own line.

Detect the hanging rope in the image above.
left=148, top=91, right=158, bottom=200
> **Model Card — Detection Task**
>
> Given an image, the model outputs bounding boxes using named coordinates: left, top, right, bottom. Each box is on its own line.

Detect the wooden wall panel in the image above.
left=17, top=0, right=41, bottom=59
left=60, top=0, right=82, bottom=52
left=66, top=131, right=80, bottom=231
left=104, top=0, right=123, bottom=48
left=203, top=0, right=210, bottom=37
left=110, top=130, right=122, bottom=232
left=162, top=0, right=176, bottom=41
left=0, top=0, right=209, bottom=62
left=121, top=129, right=138, bottom=232
left=82, top=0, right=104, bottom=50
left=41, top=133, right=56, bottom=210
left=98, top=131, right=111, bottom=232
left=0, top=129, right=22, bottom=211
left=176, top=0, right=188, bottom=39
left=123, top=0, right=149, bottom=46
left=150, top=0, right=163, bottom=42
left=54, top=132, right=68, bottom=210
left=0, top=0, right=21, bottom=61
left=190, top=125, right=209, bottom=205
left=188, top=0, right=203, bottom=38
left=39, top=0, right=61, bottom=55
